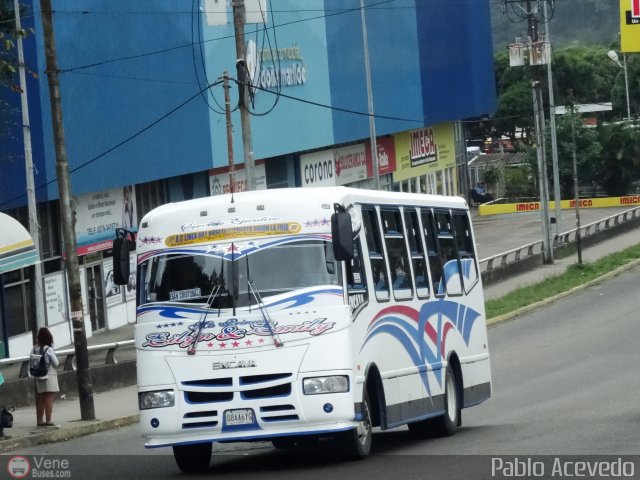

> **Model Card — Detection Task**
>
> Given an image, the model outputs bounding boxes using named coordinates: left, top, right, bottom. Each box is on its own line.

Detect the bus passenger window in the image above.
left=362, top=207, right=390, bottom=301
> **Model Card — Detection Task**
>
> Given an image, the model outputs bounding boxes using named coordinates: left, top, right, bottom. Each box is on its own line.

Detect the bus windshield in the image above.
left=138, top=239, right=341, bottom=307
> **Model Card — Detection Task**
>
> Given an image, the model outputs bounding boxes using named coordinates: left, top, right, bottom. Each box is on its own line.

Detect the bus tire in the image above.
left=337, top=388, right=372, bottom=459
left=431, top=365, right=460, bottom=437
left=172, top=442, right=212, bottom=473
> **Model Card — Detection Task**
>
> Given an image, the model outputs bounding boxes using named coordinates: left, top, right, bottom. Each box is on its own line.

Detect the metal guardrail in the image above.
left=0, top=339, right=135, bottom=378
left=479, top=206, right=640, bottom=273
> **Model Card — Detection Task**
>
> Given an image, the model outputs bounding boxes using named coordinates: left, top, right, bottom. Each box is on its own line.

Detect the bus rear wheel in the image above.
left=173, top=442, right=212, bottom=473
left=408, top=365, right=460, bottom=438
left=431, top=365, right=460, bottom=437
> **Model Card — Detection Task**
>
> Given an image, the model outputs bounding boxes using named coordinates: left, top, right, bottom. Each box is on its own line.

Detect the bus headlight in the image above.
left=139, top=390, right=175, bottom=410
left=303, top=376, right=349, bottom=395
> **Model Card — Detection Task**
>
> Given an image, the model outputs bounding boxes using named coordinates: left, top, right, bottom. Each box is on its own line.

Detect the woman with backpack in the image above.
left=31, top=327, right=60, bottom=428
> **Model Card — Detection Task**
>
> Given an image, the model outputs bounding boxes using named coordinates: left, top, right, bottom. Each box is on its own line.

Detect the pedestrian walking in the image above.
left=30, top=327, right=60, bottom=428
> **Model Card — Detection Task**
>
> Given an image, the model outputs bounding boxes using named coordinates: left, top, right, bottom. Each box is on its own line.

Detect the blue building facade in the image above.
left=0, top=0, right=496, bottom=355
left=2, top=0, right=495, bottom=206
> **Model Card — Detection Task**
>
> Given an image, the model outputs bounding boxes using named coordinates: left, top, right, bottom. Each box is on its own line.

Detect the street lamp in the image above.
left=607, top=50, right=631, bottom=121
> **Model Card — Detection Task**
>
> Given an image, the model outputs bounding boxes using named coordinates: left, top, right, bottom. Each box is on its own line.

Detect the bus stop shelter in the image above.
left=0, top=212, right=39, bottom=357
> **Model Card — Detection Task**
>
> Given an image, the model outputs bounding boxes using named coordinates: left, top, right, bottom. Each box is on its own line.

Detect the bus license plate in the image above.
left=224, top=409, right=255, bottom=426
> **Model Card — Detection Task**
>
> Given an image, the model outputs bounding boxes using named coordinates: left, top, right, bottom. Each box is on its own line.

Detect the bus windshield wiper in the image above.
left=248, top=280, right=284, bottom=348
left=187, top=283, right=222, bottom=356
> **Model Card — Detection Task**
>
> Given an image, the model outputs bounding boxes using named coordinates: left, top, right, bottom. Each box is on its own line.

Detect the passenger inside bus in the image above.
left=374, top=268, right=387, bottom=291
left=392, top=261, right=409, bottom=289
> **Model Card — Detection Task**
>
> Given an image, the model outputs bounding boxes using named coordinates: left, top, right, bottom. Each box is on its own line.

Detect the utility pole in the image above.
left=543, top=0, right=561, bottom=238
left=232, top=0, right=256, bottom=191
left=570, top=106, right=583, bottom=265
left=360, top=0, right=379, bottom=190
left=504, top=0, right=554, bottom=263
left=533, top=81, right=553, bottom=263
left=14, top=0, right=46, bottom=330
left=40, top=0, right=95, bottom=420
left=223, top=72, right=236, bottom=198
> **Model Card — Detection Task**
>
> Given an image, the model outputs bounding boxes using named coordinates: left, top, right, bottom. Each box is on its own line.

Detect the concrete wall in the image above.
left=0, top=361, right=137, bottom=408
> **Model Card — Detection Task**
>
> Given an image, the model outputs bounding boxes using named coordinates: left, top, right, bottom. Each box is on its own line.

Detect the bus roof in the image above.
left=135, top=187, right=468, bottom=252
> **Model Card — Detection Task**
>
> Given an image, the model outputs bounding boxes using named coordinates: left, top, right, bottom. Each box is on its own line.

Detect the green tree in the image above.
left=0, top=0, right=27, bottom=91
left=552, top=110, right=602, bottom=198
left=595, top=123, right=640, bottom=195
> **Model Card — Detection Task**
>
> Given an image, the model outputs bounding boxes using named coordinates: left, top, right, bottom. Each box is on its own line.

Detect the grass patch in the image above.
left=486, top=243, right=640, bottom=319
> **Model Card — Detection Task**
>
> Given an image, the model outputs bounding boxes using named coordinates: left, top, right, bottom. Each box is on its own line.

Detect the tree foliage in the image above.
left=484, top=39, right=640, bottom=198
left=490, top=0, right=619, bottom=53
left=552, top=110, right=602, bottom=198
left=0, top=0, right=19, bottom=90
left=595, top=123, right=640, bottom=195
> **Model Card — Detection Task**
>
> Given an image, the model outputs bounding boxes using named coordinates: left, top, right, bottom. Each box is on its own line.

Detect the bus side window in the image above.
left=452, top=211, right=479, bottom=292
left=421, top=210, right=445, bottom=296
left=362, top=207, right=389, bottom=301
left=347, top=240, right=367, bottom=292
left=382, top=208, right=412, bottom=300
left=435, top=211, right=463, bottom=296
left=404, top=208, right=429, bottom=298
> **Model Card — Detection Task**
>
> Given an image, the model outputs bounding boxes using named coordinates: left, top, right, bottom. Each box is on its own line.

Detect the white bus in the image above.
left=113, top=186, right=491, bottom=472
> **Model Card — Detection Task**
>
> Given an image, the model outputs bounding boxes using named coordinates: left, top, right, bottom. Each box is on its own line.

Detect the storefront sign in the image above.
left=393, top=124, right=456, bottom=183
left=44, top=273, right=67, bottom=325
left=409, top=128, right=437, bottom=167
left=365, top=136, right=397, bottom=176
left=74, top=186, right=138, bottom=256
left=103, top=259, right=123, bottom=306
left=246, top=39, right=308, bottom=93
left=334, top=144, right=367, bottom=186
left=209, top=163, right=266, bottom=196
left=299, top=150, right=336, bottom=187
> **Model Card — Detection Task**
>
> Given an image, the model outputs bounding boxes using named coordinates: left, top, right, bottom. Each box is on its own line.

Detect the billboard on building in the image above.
left=299, top=150, right=336, bottom=187
left=621, top=0, right=640, bottom=52
left=365, top=136, right=397, bottom=177
left=393, top=124, right=456, bottom=182
left=73, top=186, right=138, bottom=256
left=334, top=144, right=368, bottom=186
left=208, top=163, right=267, bottom=196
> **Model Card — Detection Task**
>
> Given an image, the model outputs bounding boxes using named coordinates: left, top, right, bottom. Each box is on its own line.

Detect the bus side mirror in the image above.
left=331, top=212, right=354, bottom=261
left=113, top=230, right=133, bottom=285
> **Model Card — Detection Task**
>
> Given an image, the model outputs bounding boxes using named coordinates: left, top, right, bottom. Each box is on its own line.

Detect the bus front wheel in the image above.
left=337, top=388, right=372, bottom=458
left=173, top=442, right=212, bottom=473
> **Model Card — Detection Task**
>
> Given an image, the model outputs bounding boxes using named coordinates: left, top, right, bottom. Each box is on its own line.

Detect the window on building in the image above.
left=2, top=268, right=35, bottom=336
left=135, top=179, right=168, bottom=221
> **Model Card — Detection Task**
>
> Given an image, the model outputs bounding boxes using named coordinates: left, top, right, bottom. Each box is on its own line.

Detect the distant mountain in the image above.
left=490, top=0, right=620, bottom=52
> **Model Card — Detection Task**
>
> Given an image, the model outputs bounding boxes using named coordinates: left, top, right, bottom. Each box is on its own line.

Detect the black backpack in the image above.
left=29, top=346, right=50, bottom=378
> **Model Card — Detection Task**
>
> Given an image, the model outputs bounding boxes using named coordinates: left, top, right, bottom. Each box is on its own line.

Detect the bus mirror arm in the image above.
left=331, top=211, right=354, bottom=261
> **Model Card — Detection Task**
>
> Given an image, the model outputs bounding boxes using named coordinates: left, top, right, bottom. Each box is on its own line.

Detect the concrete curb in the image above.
left=487, top=257, right=640, bottom=326
left=0, top=415, right=139, bottom=453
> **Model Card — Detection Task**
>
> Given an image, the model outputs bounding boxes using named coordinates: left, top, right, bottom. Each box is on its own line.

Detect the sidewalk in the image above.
left=1, top=212, right=638, bottom=453
left=0, top=384, right=139, bottom=453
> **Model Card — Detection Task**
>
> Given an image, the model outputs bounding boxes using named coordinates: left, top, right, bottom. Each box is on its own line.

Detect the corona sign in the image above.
left=621, top=0, right=640, bottom=52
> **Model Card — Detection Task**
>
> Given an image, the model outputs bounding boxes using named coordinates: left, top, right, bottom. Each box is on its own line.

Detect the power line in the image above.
left=0, top=79, right=223, bottom=208
left=236, top=77, right=520, bottom=125
left=57, top=0, right=399, bottom=74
